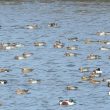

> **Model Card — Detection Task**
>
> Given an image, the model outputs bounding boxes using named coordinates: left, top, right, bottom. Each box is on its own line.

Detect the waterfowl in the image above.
left=90, top=71, right=101, bottom=78
left=66, top=45, right=78, bottom=50
left=99, top=40, right=110, bottom=45
left=0, top=68, right=11, bottom=73
left=108, top=92, right=110, bottom=95
left=26, top=24, right=38, bottom=29
left=81, top=76, right=89, bottom=81
left=0, top=42, right=23, bottom=50
left=53, top=41, right=64, bottom=48
left=14, top=55, right=26, bottom=60
left=96, top=32, right=110, bottom=36
left=68, top=37, right=78, bottom=42
left=84, top=39, right=98, bottom=44
left=48, top=23, right=58, bottom=27
left=21, top=67, right=33, bottom=73
left=94, top=68, right=102, bottom=74
left=12, top=43, right=24, bottom=48
left=66, top=85, right=78, bottom=90
left=16, top=89, right=30, bottom=95
left=87, top=54, right=101, bottom=60
left=79, top=67, right=89, bottom=72
left=22, top=52, right=33, bottom=58
left=59, top=99, right=75, bottom=106
left=99, top=47, right=110, bottom=51
left=64, top=52, right=78, bottom=57
left=107, top=82, right=110, bottom=87
left=89, top=79, right=101, bottom=84
left=34, top=42, right=46, bottom=47
left=28, top=79, right=41, bottom=84
left=0, top=80, right=7, bottom=84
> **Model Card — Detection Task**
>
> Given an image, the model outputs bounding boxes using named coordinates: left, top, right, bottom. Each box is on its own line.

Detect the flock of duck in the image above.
left=1, top=22, right=110, bottom=106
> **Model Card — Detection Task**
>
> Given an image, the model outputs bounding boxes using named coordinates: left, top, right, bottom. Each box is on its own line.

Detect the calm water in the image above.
left=0, top=0, right=110, bottom=110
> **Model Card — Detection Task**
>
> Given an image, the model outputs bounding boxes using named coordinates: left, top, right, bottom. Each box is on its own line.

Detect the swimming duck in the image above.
left=107, top=82, right=110, bottom=87
left=108, top=92, right=110, bottom=95
left=99, top=47, right=110, bottom=51
left=14, top=55, right=26, bottom=60
left=59, top=99, right=75, bottom=106
left=84, top=39, right=99, bottom=44
left=66, top=45, right=78, bottom=50
left=53, top=41, right=64, bottom=48
left=81, top=76, right=89, bottom=81
left=64, top=52, right=78, bottom=57
left=22, top=52, right=33, bottom=58
left=79, top=67, right=89, bottom=72
left=96, top=32, right=110, bottom=36
left=94, top=68, right=102, bottom=74
left=21, top=67, right=33, bottom=73
left=0, top=68, right=11, bottom=73
left=16, top=89, right=30, bottom=95
left=0, top=80, right=7, bottom=84
left=87, top=54, right=101, bottom=60
left=26, top=24, right=38, bottom=29
left=28, top=79, right=41, bottom=84
left=48, top=23, right=58, bottom=27
left=90, top=71, right=101, bottom=78
left=66, top=85, right=78, bottom=90
left=99, top=40, right=110, bottom=45
left=68, top=37, right=78, bottom=42
left=34, top=42, right=46, bottom=47
left=89, top=79, right=101, bottom=84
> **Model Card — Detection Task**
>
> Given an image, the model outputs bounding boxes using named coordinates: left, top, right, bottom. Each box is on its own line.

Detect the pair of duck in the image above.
left=26, top=22, right=58, bottom=29
left=15, top=52, right=33, bottom=60
left=0, top=42, right=23, bottom=50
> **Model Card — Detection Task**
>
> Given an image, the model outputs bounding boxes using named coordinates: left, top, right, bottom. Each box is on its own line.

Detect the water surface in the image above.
left=0, top=0, right=110, bottom=110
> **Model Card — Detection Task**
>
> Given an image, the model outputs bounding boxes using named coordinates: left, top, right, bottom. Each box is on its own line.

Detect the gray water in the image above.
left=0, top=0, right=110, bottom=110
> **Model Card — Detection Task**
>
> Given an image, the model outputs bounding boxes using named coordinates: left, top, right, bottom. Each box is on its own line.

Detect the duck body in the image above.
left=79, top=67, right=89, bottom=72
left=26, top=24, right=38, bottom=29
left=96, top=32, right=110, bottom=36
left=95, top=68, right=102, bottom=74
left=87, top=54, right=101, bottom=60
left=28, top=79, right=41, bottom=84
left=59, top=99, right=75, bottom=106
left=66, top=85, right=78, bottom=90
left=21, top=67, right=33, bottom=74
left=53, top=41, right=64, bottom=48
left=68, top=37, right=78, bottom=42
left=66, top=45, right=78, bottom=50
left=15, top=55, right=26, bottom=60
left=22, top=52, right=33, bottom=58
left=48, top=23, right=58, bottom=27
left=16, top=89, right=30, bottom=95
left=0, top=80, right=7, bottom=84
left=34, top=42, right=46, bottom=47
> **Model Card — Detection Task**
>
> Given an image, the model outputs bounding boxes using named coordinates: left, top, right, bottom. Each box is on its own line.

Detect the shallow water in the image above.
left=0, top=0, right=110, bottom=110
